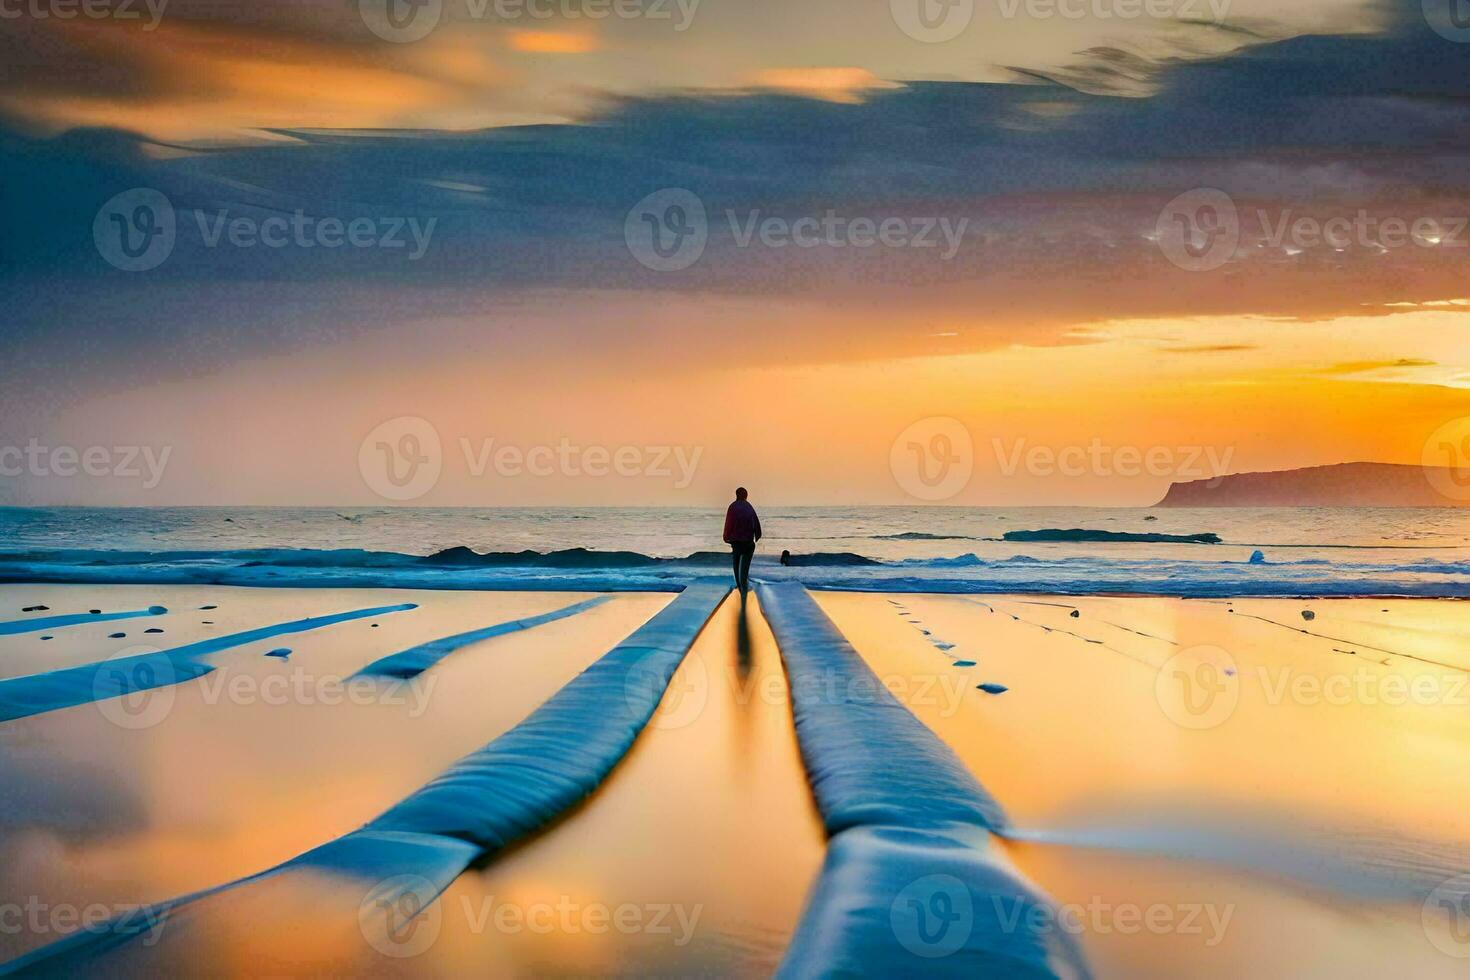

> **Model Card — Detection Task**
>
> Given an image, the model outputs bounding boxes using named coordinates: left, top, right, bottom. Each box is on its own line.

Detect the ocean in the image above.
left=1, top=505, right=1467, bottom=596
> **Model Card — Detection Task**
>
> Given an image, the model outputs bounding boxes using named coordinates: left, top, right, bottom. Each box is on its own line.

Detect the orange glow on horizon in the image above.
left=46, top=302, right=1470, bottom=506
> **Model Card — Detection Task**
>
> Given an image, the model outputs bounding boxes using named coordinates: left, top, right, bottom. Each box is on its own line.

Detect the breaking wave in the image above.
left=0, top=546, right=1465, bottom=597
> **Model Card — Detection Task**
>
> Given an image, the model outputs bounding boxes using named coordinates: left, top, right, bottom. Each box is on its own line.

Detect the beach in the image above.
left=2, top=580, right=1468, bottom=976
left=11, top=1, right=1470, bottom=974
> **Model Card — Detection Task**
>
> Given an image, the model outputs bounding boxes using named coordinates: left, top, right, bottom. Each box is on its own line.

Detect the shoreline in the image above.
left=4, top=560, right=1467, bottom=601
left=4, top=575, right=1466, bottom=601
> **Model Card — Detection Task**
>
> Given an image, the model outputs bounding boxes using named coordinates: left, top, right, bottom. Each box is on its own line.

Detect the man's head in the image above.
left=735, top=487, right=748, bottom=501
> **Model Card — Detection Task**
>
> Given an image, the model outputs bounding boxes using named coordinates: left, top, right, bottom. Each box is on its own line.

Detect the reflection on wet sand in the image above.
left=400, top=593, right=825, bottom=978
left=5, top=585, right=1469, bottom=977
left=735, top=600, right=754, bottom=681
left=0, top=585, right=672, bottom=964
left=816, top=592, right=1470, bottom=979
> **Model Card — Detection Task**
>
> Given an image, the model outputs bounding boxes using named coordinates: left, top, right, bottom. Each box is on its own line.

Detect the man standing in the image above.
left=723, top=487, right=762, bottom=596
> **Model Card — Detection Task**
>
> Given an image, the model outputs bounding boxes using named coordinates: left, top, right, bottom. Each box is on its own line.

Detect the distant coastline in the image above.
left=1157, top=462, right=1469, bottom=508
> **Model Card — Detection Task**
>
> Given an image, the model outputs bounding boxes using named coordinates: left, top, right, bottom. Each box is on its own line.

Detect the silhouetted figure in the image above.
left=780, top=549, right=791, bottom=566
left=723, top=487, right=762, bottom=596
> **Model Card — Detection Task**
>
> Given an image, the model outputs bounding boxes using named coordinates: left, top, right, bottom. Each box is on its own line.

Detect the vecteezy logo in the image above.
left=624, top=188, right=708, bottom=272
left=93, top=645, right=176, bottom=730
left=358, top=416, right=442, bottom=501
left=890, top=417, right=974, bottom=501
left=890, top=0, right=974, bottom=42
left=359, top=874, right=442, bottom=958
left=1422, top=417, right=1470, bottom=502
left=359, top=0, right=443, bottom=43
left=1424, top=0, right=1470, bottom=43
left=1423, top=873, right=1470, bottom=957
left=1155, top=188, right=1240, bottom=272
left=890, top=874, right=973, bottom=958
left=1156, top=644, right=1239, bottom=730
left=624, top=658, right=708, bottom=730
left=93, top=189, right=175, bottom=272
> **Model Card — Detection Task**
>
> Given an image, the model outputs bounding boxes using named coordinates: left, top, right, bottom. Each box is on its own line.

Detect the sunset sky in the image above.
left=2, top=0, right=1467, bottom=505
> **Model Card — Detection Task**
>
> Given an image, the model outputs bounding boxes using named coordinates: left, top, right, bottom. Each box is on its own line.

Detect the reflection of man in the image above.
left=722, top=487, right=762, bottom=596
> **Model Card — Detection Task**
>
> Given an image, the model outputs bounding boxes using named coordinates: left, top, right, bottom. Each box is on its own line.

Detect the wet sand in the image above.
left=4, top=585, right=1469, bottom=976
left=0, top=585, right=672, bottom=963
left=815, top=593, right=1470, bottom=979
left=405, top=594, right=826, bottom=978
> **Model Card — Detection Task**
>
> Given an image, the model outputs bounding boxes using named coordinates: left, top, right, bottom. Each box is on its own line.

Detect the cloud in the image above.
left=1318, top=357, right=1439, bottom=373
left=0, top=0, right=1384, bottom=138
left=507, top=29, right=600, bottom=53
left=0, top=8, right=534, bottom=138
left=0, top=749, right=146, bottom=837
left=2, top=0, right=1468, bottom=411
left=1164, top=344, right=1263, bottom=353
left=749, top=68, right=903, bottom=103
